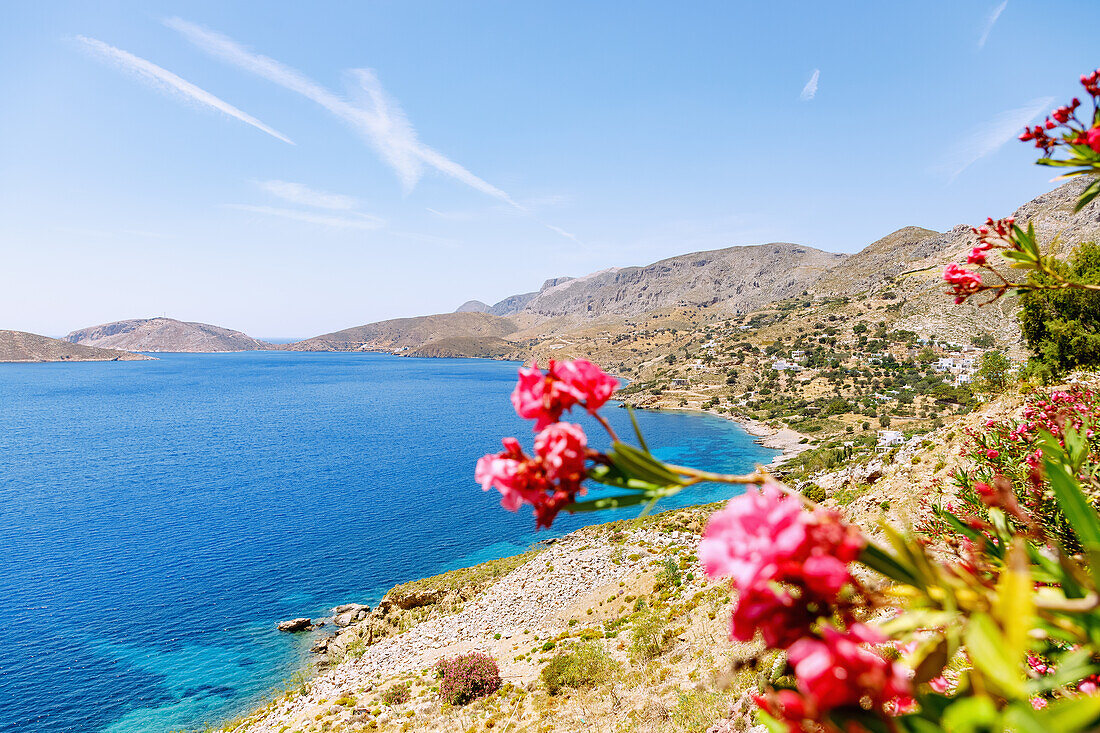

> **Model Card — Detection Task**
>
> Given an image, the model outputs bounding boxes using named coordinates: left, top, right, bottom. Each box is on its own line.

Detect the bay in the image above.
left=0, top=352, right=775, bottom=732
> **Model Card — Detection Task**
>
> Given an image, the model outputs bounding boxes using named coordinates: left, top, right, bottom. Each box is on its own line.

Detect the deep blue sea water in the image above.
left=0, top=352, right=775, bottom=732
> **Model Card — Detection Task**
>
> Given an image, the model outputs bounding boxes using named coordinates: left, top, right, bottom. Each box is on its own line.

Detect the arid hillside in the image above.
left=0, top=330, right=152, bottom=363
left=66, top=317, right=272, bottom=353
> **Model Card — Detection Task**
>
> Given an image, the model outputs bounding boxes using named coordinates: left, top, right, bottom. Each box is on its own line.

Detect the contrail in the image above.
left=76, top=35, right=294, bottom=145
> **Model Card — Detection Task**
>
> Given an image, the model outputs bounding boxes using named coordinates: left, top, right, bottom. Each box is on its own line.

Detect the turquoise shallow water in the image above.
left=0, top=352, right=776, bottom=732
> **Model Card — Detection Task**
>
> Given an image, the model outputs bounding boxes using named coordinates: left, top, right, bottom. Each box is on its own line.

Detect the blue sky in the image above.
left=2, top=1, right=1097, bottom=338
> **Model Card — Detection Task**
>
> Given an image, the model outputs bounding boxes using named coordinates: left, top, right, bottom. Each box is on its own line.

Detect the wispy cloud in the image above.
left=75, top=35, right=294, bottom=145
left=256, top=180, right=358, bottom=210
left=165, top=18, right=581, bottom=243
left=224, top=204, right=384, bottom=230
left=935, top=96, right=1053, bottom=181
left=978, top=1, right=1008, bottom=49
left=800, top=69, right=820, bottom=101
left=165, top=18, right=515, bottom=204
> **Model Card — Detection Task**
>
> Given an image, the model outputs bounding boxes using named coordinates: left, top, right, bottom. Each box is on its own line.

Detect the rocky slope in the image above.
left=0, top=330, right=152, bottom=363
left=511, top=244, right=846, bottom=324
left=66, top=318, right=272, bottom=353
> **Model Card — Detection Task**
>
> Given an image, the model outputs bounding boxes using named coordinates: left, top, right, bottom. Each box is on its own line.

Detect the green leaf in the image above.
left=585, top=464, right=665, bottom=492
left=608, top=442, right=686, bottom=487
left=1076, top=176, right=1100, bottom=213
left=566, top=486, right=683, bottom=513
left=964, top=612, right=1025, bottom=698
left=995, top=540, right=1034, bottom=664
left=911, top=636, right=949, bottom=684
left=1044, top=456, right=1100, bottom=548
left=942, top=695, right=999, bottom=732
left=1002, top=702, right=1046, bottom=733
left=858, top=541, right=924, bottom=588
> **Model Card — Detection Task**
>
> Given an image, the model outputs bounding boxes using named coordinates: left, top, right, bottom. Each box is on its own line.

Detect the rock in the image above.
left=277, top=617, right=314, bottom=633
left=310, top=637, right=330, bottom=654
left=384, top=586, right=446, bottom=610
left=332, top=603, right=369, bottom=627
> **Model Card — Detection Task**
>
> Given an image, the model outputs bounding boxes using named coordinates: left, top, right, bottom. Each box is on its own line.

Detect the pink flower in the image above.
left=929, top=676, right=950, bottom=693
left=475, top=425, right=591, bottom=529
left=510, top=359, right=619, bottom=430
left=533, top=422, right=587, bottom=484
left=967, top=248, right=988, bottom=265
left=788, top=623, right=911, bottom=713
left=1032, top=697, right=1048, bottom=710
left=510, top=362, right=580, bottom=430
left=944, top=263, right=983, bottom=304
left=475, top=438, right=544, bottom=512
left=1087, top=126, right=1100, bottom=154
left=730, top=587, right=812, bottom=648
left=986, top=449, right=1000, bottom=460
left=699, top=479, right=811, bottom=591
left=700, top=480, right=864, bottom=647
left=552, top=358, right=620, bottom=412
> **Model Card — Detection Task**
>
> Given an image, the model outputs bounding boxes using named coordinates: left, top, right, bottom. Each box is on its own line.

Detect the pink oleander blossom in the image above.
left=787, top=623, right=911, bottom=714
left=700, top=480, right=864, bottom=594
left=551, top=358, right=620, bottom=412
left=475, top=423, right=592, bottom=529
left=730, top=586, right=812, bottom=649
left=533, top=422, right=587, bottom=484
left=944, top=263, right=983, bottom=304
left=510, top=359, right=619, bottom=430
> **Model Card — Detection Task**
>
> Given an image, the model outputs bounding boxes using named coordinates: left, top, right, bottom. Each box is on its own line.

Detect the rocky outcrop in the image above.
left=66, top=318, right=272, bottom=353
left=276, top=618, right=315, bottom=633
left=332, top=604, right=369, bottom=627
left=0, top=330, right=152, bottom=363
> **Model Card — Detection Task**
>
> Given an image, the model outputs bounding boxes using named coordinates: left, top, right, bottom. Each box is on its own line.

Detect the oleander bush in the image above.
left=476, top=68, right=1100, bottom=732
left=433, top=652, right=501, bottom=706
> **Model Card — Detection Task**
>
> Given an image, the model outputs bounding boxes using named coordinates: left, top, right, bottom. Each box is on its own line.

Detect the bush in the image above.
left=381, top=682, right=410, bottom=706
left=801, top=482, right=826, bottom=503
left=540, top=642, right=620, bottom=694
left=630, top=610, right=666, bottom=661
left=433, top=652, right=501, bottom=706
left=655, top=557, right=682, bottom=590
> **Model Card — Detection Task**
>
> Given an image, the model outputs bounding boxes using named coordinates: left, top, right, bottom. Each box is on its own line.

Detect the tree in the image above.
left=975, top=349, right=1011, bottom=392
left=1019, top=242, right=1100, bottom=375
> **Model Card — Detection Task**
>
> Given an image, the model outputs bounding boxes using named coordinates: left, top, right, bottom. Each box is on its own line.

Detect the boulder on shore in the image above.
left=277, top=617, right=314, bottom=633
left=332, top=603, right=370, bottom=627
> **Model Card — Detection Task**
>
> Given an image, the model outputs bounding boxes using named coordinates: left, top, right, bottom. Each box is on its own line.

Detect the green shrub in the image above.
left=540, top=642, right=620, bottom=694
left=801, top=482, right=826, bottom=503
left=630, top=611, right=667, bottom=661
left=655, top=557, right=682, bottom=590
left=381, top=682, right=410, bottom=706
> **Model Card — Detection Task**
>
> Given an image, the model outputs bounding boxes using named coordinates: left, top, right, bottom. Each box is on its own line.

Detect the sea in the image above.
left=0, top=352, right=776, bottom=732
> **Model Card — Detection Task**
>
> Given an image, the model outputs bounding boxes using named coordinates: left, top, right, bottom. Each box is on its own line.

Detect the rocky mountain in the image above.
left=809, top=226, right=943, bottom=297
left=511, top=244, right=845, bottom=324
left=65, top=318, right=272, bottom=353
left=0, top=330, right=152, bottom=363
left=454, top=300, right=490, bottom=314
left=284, top=312, right=518, bottom=353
